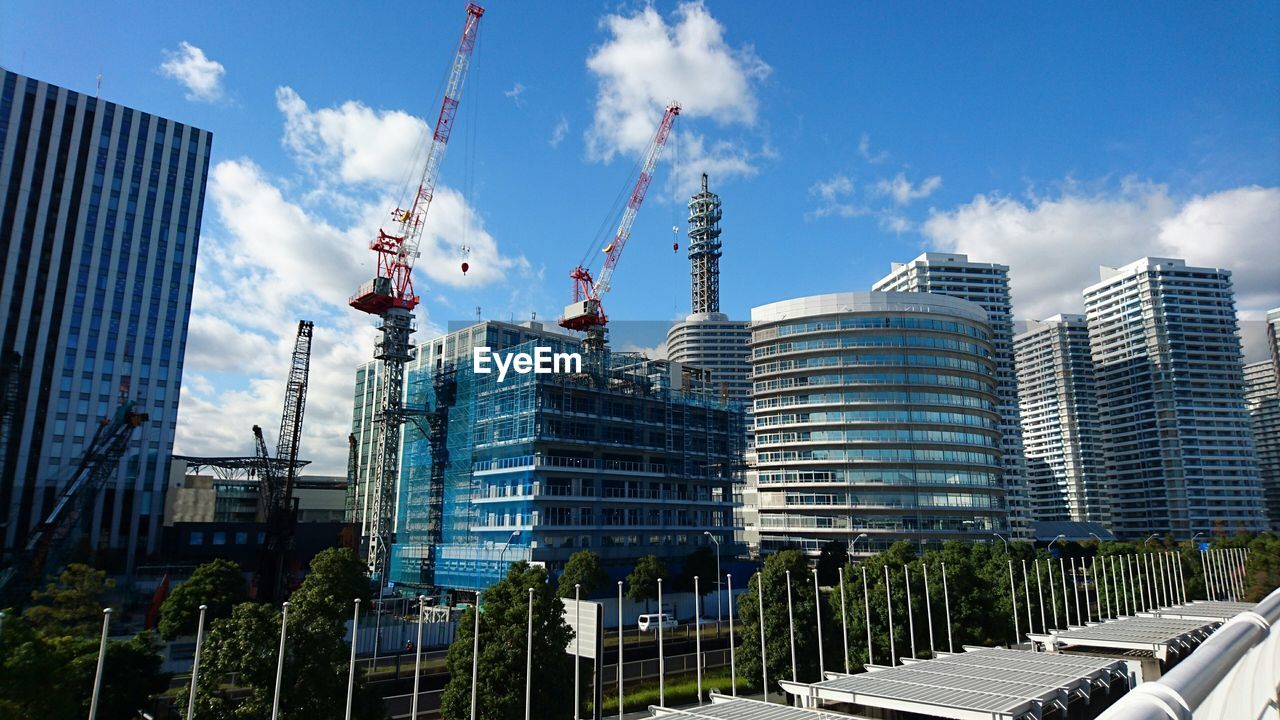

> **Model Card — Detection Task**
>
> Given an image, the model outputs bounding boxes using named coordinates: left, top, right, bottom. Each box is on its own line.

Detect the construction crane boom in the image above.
left=348, top=2, right=485, bottom=587
left=560, top=103, right=680, bottom=352
left=0, top=401, right=147, bottom=606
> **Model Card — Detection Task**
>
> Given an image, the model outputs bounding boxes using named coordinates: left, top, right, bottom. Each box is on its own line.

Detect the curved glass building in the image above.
left=751, top=292, right=1008, bottom=557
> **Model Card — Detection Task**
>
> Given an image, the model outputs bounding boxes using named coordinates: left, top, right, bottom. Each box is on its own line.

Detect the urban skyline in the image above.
left=4, top=2, right=1276, bottom=475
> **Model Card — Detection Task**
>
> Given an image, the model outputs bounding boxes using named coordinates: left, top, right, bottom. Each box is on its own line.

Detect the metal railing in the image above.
left=1097, top=586, right=1280, bottom=719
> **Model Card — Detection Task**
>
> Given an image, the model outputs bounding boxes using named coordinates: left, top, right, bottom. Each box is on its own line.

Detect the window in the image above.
left=212, top=532, right=227, bottom=546
left=189, top=531, right=204, bottom=545
left=235, top=532, right=248, bottom=545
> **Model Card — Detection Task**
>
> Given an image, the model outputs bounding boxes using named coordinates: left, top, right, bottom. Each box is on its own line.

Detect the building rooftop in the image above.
left=1146, top=600, right=1256, bottom=623
left=650, top=695, right=867, bottom=719
left=781, top=647, right=1125, bottom=720
left=1032, top=615, right=1218, bottom=660
left=751, top=291, right=989, bottom=324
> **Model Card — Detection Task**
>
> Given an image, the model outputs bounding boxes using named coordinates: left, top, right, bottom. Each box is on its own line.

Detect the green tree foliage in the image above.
left=626, top=555, right=667, bottom=612
left=159, top=558, right=249, bottom=639
left=440, top=562, right=574, bottom=720
left=1, top=566, right=167, bottom=720
left=815, top=541, right=847, bottom=586
left=557, top=550, right=609, bottom=598
left=678, top=546, right=719, bottom=594
left=22, top=563, right=113, bottom=638
left=186, top=548, right=381, bottom=720
left=735, top=549, right=821, bottom=694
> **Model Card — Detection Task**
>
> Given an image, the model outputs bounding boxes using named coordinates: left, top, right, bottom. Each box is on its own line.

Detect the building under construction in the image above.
left=387, top=332, right=745, bottom=596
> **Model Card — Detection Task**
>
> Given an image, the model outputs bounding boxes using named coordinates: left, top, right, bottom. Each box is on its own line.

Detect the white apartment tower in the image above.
left=873, top=253, right=1031, bottom=537
left=1082, top=258, right=1265, bottom=538
left=1014, top=314, right=1107, bottom=524
left=1243, top=306, right=1280, bottom=531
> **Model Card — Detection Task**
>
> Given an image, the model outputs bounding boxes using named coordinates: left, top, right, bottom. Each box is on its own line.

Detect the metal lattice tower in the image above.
left=687, top=173, right=722, bottom=315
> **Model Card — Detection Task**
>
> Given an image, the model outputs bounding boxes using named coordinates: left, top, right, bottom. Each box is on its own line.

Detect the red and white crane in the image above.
left=560, top=102, right=680, bottom=353
left=349, top=2, right=484, bottom=584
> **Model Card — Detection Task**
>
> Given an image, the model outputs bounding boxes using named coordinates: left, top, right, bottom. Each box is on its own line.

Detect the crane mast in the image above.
left=349, top=2, right=485, bottom=583
left=560, top=102, right=680, bottom=354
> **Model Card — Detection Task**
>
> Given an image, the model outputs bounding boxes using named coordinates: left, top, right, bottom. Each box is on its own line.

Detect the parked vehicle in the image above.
left=637, top=613, right=678, bottom=631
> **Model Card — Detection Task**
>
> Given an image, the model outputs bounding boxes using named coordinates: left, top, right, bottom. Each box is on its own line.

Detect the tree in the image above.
left=159, top=559, right=248, bottom=639
left=815, top=540, right=847, bottom=586
left=440, top=562, right=574, bottom=720
left=23, top=563, right=112, bottom=638
left=736, top=549, right=821, bottom=694
left=557, top=550, right=609, bottom=598
left=187, top=548, right=381, bottom=720
left=626, top=555, right=667, bottom=612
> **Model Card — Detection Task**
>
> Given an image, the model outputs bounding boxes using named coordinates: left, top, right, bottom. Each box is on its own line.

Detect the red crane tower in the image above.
left=560, top=102, right=680, bottom=354
left=349, top=3, right=484, bottom=584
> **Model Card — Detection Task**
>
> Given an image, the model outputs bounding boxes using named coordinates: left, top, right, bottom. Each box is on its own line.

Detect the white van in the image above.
left=637, top=613, right=678, bottom=632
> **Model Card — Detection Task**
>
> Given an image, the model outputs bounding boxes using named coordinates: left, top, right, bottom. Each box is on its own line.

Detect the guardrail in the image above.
left=1097, top=587, right=1280, bottom=719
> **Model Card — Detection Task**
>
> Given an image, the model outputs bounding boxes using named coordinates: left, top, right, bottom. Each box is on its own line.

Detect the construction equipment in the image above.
left=253, top=320, right=314, bottom=604
left=348, top=3, right=484, bottom=583
left=560, top=102, right=680, bottom=355
left=0, top=401, right=147, bottom=606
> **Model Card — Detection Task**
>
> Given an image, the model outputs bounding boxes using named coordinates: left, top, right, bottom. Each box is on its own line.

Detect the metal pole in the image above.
left=713, top=539, right=722, bottom=628
left=470, top=593, right=480, bottom=720
left=1162, top=553, right=1174, bottom=607
left=941, top=562, right=953, bottom=653
left=862, top=565, right=874, bottom=664
left=812, top=570, right=824, bottom=678
left=411, top=596, right=425, bottom=720
left=345, top=600, right=360, bottom=720
left=617, top=581, right=624, bottom=718
left=190, top=604, right=208, bottom=720
left=1081, top=560, right=1092, bottom=623
left=1176, top=551, right=1187, bottom=604
left=1007, top=560, right=1020, bottom=645
left=884, top=565, right=896, bottom=666
left=694, top=577, right=703, bottom=704
left=657, top=578, right=665, bottom=705
left=271, top=602, right=289, bottom=720
left=372, top=583, right=386, bottom=671
left=525, top=588, right=533, bottom=720
left=88, top=608, right=112, bottom=720
left=1117, top=555, right=1129, bottom=616
left=757, top=572, right=768, bottom=703
left=1199, top=549, right=1211, bottom=600
left=785, top=570, right=796, bottom=682
left=1034, top=562, right=1045, bottom=633
left=904, top=566, right=916, bottom=660
left=923, top=563, right=936, bottom=657
left=1234, top=548, right=1246, bottom=598
left=838, top=567, right=850, bottom=673
left=1069, top=557, right=1081, bottom=623
left=1097, top=556, right=1109, bottom=619
left=1021, top=559, right=1033, bottom=636
left=1048, top=559, right=1060, bottom=629
left=727, top=574, right=736, bottom=697
left=574, top=584, right=581, bottom=720
left=1059, top=557, right=1070, bottom=626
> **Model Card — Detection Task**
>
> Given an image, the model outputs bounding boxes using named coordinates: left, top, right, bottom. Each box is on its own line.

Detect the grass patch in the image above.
left=594, top=671, right=748, bottom=713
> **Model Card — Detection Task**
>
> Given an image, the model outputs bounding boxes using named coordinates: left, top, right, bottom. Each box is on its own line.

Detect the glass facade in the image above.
left=751, top=292, right=1007, bottom=558
left=0, top=70, right=210, bottom=571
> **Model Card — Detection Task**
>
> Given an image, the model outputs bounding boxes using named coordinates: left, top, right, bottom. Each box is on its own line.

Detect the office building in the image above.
left=751, top=292, right=1008, bottom=557
left=1083, top=258, right=1265, bottom=537
left=388, top=334, right=744, bottom=596
left=873, top=253, right=1031, bottom=538
left=0, top=69, right=211, bottom=570
left=1014, top=314, right=1108, bottom=523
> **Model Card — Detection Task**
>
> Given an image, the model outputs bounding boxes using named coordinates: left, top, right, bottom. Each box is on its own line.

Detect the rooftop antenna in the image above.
left=475, top=306, right=481, bottom=322
left=96, top=72, right=102, bottom=97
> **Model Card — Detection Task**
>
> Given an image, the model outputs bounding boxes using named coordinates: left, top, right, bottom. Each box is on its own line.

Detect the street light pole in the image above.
left=993, top=533, right=1009, bottom=553
left=704, top=531, right=722, bottom=628
left=847, top=533, right=869, bottom=562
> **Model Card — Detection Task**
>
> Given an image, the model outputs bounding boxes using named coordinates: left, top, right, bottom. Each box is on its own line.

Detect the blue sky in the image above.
left=3, top=1, right=1277, bottom=472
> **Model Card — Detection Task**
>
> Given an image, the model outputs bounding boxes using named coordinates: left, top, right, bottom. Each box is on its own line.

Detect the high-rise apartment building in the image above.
left=1244, top=306, right=1280, bottom=530
left=1082, top=258, right=1265, bottom=537
left=1014, top=315, right=1107, bottom=523
left=872, top=253, right=1031, bottom=536
left=0, top=69, right=211, bottom=570
left=751, top=292, right=1008, bottom=557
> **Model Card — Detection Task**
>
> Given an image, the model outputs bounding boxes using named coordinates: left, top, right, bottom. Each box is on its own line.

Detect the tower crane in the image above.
left=559, top=103, right=680, bottom=354
left=348, top=3, right=484, bottom=583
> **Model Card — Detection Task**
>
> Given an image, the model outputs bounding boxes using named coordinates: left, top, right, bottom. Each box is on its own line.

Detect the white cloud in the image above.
left=858, top=133, right=889, bottom=164
left=922, top=181, right=1280, bottom=320
left=277, top=86, right=427, bottom=186
left=549, top=115, right=569, bottom=148
left=585, top=1, right=770, bottom=167
left=504, top=82, right=526, bottom=107
left=159, top=42, right=226, bottom=102
left=872, top=172, right=943, bottom=205
left=807, top=174, right=867, bottom=219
